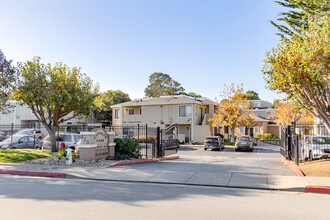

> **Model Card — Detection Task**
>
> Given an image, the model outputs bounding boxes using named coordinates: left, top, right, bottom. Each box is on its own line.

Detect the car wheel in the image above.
left=235, top=149, right=238, bottom=152
left=204, top=148, right=207, bottom=151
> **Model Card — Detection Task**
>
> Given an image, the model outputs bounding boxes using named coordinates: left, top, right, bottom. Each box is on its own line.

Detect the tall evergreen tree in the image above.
left=144, top=72, right=185, bottom=97
left=271, top=0, right=329, bottom=38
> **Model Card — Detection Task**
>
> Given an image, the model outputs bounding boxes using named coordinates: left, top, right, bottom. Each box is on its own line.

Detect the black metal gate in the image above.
left=154, top=126, right=179, bottom=158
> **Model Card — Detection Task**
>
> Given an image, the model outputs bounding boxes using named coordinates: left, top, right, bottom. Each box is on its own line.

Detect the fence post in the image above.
left=156, top=126, right=161, bottom=158
left=287, top=125, right=291, bottom=160
left=10, top=123, right=13, bottom=148
left=137, top=124, right=140, bottom=146
left=33, top=123, right=36, bottom=150
left=145, top=124, right=148, bottom=159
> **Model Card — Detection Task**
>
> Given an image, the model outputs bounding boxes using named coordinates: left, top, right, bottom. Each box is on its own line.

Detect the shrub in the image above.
left=135, top=136, right=156, bottom=143
left=224, top=141, right=235, bottom=146
left=72, top=152, right=78, bottom=162
left=263, top=133, right=277, bottom=140
left=254, top=133, right=262, bottom=140
left=57, top=149, right=66, bottom=159
left=190, top=141, right=199, bottom=145
left=114, top=137, right=140, bottom=160
left=179, top=140, right=185, bottom=144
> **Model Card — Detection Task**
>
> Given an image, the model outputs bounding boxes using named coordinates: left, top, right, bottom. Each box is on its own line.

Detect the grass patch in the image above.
left=0, top=149, right=54, bottom=163
left=224, top=141, right=235, bottom=146
left=298, top=159, right=330, bottom=177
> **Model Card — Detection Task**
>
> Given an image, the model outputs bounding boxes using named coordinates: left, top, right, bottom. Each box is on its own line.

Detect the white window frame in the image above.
left=114, top=109, right=119, bottom=120
left=240, top=126, right=245, bottom=133
left=254, top=126, right=260, bottom=133
left=179, top=105, right=191, bottom=118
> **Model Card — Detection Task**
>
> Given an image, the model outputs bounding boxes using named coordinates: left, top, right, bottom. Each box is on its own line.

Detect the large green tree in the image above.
left=244, top=90, right=260, bottom=100
left=0, top=49, right=17, bottom=112
left=14, top=57, right=99, bottom=152
left=271, top=0, right=329, bottom=38
left=144, top=72, right=185, bottom=97
left=263, top=19, right=330, bottom=132
left=94, top=90, right=131, bottom=123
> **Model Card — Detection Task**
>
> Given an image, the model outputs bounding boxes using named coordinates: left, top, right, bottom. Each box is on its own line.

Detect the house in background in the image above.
left=0, top=100, right=96, bottom=134
left=218, top=100, right=279, bottom=139
left=111, top=95, right=216, bottom=143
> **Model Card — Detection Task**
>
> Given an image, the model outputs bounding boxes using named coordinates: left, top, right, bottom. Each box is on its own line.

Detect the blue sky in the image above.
left=0, top=0, right=284, bottom=102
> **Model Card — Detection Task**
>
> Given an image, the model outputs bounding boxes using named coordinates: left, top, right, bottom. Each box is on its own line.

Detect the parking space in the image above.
left=118, top=143, right=295, bottom=177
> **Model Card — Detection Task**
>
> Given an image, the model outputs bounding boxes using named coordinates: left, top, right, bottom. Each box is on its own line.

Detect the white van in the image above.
left=42, top=133, right=81, bottom=151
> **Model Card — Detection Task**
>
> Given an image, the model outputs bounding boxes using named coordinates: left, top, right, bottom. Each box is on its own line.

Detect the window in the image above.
left=62, top=135, right=72, bottom=142
left=128, top=109, right=134, bottom=115
left=74, top=135, right=81, bottom=142
left=19, top=137, right=28, bottom=143
left=254, top=102, right=261, bottom=108
left=195, top=106, right=198, bottom=117
left=179, top=106, right=191, bottom=118
left=28, top=136, right=37, bottom=142
left=240, top=126, right=245, bottom=133
left=254, top=127, right=260, bottom=133
left=115, top=109, right=119, bottom=119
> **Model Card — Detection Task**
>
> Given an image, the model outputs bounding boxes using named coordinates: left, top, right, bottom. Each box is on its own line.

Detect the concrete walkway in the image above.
left=0, top=161, right=329, bottom=192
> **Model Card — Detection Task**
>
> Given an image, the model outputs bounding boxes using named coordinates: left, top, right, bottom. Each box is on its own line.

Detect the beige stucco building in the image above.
left=110, top=95, right=215, bottom=143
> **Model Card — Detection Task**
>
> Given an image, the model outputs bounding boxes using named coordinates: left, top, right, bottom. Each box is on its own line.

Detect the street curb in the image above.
left=0, top=169, right=66, bottom=178
left=104, top=156, right=180, bottom=168
left=306, top=186, right=330, bottom=195
left=282, top=158, right=305, bottom=177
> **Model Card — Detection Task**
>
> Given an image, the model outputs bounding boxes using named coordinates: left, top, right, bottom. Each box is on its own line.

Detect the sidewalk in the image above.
left=0, top=162, right=329, bottom=193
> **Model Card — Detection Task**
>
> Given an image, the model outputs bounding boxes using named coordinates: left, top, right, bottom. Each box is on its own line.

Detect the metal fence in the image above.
left=0, top=123, right=179, bottom=158
left=279, top=123, right=330, bottom=165
left=260, top=139, right=280, bottom=146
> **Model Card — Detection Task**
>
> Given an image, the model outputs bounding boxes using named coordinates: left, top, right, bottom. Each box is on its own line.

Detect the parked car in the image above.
left=0, top=129, right=20, bottom=136
left=302, top=135, right=330, bottom=160
left=42, top=133, right=81, bottom=151
left=204, top=136, right=224, bottom=151
left=0, top=131, right=8, bottom=142
left=0, top=135, right=42, bottom=149
left=16, top=129, right=44, bottom=140
left=162, top=135, right=180, bottom=149
left=235, top=135, right=254, bottom=152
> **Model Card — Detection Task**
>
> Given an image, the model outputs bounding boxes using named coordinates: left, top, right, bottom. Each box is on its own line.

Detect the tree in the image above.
left=144, top=72, right=185, bottom=97
left=244, top=90, right=260, bottom=100
left=209, top=83, right=251, bottom=142
left=179, top=91, right=202, bottom=98
left=13, top=57, right=99, bottom=152
left=94, top=90, right=131, bottom=123
left=263, top=19, right=330, bottom=133
left=0, top=49, right=17, bottom=112
left=271, top=0, right=329, bottom=38
left=274, top=102, right=314, bottom=127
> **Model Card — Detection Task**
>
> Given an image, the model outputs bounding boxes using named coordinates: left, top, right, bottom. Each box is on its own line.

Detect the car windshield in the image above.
left=2, top=136, right=22, bottom=143
left=17, top=130, right=30, bottom=135
left=312, top=137, right=330, bottom=145
left=237, top=137, right=250, bottom=141
left=206, top=137, right=218, bottom=141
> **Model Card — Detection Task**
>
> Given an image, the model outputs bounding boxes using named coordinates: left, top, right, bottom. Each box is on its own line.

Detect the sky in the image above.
left=0, top=0, right=285, bottom=102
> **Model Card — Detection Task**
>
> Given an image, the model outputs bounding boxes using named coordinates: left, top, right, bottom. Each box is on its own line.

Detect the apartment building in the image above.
left=111, top=95, right=216, bottom=143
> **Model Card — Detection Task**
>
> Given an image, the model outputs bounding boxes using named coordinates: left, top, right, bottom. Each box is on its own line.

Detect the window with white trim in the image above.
left=254, top=126, right=260, bottom=133
left=179, top=106, right=192, bottom=118
left=240, top=126, right=245, bottom=133
left=114, top=109, right=119, bottom=119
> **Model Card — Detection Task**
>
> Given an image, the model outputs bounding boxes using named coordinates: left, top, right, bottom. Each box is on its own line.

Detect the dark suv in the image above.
left=204, top=136, right=224, bottom=151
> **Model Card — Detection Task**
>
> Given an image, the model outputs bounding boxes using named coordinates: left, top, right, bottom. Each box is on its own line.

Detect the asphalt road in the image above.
left=0, top=175, right=329, bottom=220
left=131, top=144, right=294, bottom=176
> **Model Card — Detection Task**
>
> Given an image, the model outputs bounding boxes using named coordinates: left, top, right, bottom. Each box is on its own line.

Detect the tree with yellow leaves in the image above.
left=274, top=102, right=314, bottom=127
left=210, top=83, right=251, bottom=142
